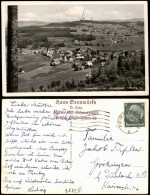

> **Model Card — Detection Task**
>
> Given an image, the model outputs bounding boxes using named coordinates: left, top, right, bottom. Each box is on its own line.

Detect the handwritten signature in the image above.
left=28, top=186, right=46, bottom=194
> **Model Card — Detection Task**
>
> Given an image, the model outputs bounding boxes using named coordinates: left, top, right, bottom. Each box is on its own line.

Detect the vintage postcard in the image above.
left=1, top=99, right=149, bottom=194
left=1, top=1, right=149, bottom=96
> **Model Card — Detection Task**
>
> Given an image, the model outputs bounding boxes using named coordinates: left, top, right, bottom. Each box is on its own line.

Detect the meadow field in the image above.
left=18, top=54, right=91, bottom=92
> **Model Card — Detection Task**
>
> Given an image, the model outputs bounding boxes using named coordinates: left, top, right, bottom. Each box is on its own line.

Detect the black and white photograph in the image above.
left=2, top=1, right=149, bottom=96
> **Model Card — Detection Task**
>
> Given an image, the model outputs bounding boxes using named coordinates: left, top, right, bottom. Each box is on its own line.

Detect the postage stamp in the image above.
left=124, top=103, right=145, bottom=127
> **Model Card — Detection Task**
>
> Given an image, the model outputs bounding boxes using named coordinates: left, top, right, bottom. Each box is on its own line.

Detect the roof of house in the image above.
left=74, top=62, right=81, bottom=66
left=86, top=61, right=93, bottom=65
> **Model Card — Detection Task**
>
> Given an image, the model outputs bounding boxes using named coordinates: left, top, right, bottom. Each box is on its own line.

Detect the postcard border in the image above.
left=2, top=1, right=149, bottom=97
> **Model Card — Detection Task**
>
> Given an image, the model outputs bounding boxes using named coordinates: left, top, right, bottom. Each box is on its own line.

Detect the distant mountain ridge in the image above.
left=108, top=18, right=144, bottom=22
left=18, top=18, right=144, bottom=27
left=18, top=21, right=49, bottom=27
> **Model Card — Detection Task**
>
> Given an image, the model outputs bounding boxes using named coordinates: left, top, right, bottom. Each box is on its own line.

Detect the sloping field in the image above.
left=18, top=54, right=50, bottom=72
left=18, top=60, right=91, bottom=92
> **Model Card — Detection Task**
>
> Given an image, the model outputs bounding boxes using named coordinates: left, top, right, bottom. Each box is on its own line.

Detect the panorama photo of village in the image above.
left=17, top=3, right=146, bottom=92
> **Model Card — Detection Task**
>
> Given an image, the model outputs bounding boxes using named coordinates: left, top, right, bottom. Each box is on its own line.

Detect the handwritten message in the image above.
left=3, top=100, right=75, bottom=194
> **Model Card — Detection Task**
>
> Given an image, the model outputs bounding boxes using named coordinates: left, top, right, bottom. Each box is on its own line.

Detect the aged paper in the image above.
left=1, top=1, right=149, bottom=96
left=1, top=99, right=148, bottom=194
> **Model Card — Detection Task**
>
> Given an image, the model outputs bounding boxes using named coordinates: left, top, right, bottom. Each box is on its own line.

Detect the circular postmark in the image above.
left=117, top=112, right=139, bottom=134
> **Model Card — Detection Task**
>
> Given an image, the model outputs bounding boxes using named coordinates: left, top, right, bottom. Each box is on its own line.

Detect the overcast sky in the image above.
left=18, top=4, right=144, bottom=22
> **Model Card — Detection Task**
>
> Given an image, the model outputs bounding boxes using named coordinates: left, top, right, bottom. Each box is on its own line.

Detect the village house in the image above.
left=22, top=52, right=27, bottom=55
left=85, top=61, right=93, bottom=67
left=18, top=68, right=25, bottom=73
left=72, top=62, right=83, bottom=71
left=47, top=49, right=55, bottom=58
left=92, top=57, right=97, bottom=63
left=32, top=50, right=40, bottom=55
left=76, top=55, right=84, bottom=60
left=112, top=52, right=118, bottom=58
left=66, top=50, right=73, bottom=57
left=100, top=62, right=105, bottom=66
left=85, top=71, right=92, bottom=78
left=40, top=47, right=48, bottom=56
left=64, top=55, right=67, bottom=62
left=50, top=58, right=60, bottom=66
left=69, top=57, right=74, bottom=62
left=87, top=48, right=92, bottom=56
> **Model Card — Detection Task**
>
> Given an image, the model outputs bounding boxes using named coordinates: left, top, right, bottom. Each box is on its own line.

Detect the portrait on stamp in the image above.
left=124, top=103, right=145, bottom=127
